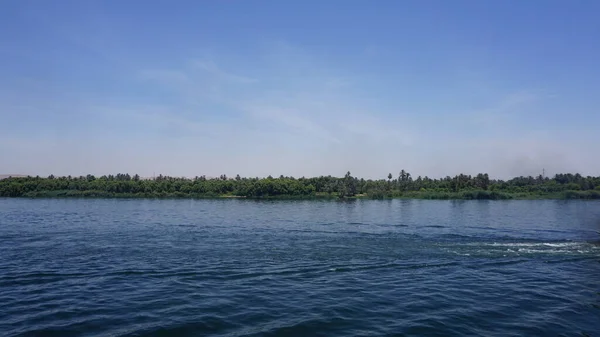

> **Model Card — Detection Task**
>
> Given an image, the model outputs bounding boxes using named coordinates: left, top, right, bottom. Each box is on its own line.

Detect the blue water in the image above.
left=1, top=199, right=599, bottom=336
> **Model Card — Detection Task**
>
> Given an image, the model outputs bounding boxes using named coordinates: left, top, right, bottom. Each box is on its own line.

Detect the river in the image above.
left=1, top=199, right=599, bottom=336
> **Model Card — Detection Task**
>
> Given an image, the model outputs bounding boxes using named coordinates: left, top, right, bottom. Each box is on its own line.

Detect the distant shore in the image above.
left=1, top=173, right=599, bottom=200
left=7, top=190, right=600, bottom=200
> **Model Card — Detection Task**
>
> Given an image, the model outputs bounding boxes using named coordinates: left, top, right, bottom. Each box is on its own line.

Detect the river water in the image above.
left=1, top=199, right=599, bottom=336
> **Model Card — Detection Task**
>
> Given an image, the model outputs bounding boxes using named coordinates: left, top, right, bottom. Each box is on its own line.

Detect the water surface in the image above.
left=1, top=199, right=599, bottom=336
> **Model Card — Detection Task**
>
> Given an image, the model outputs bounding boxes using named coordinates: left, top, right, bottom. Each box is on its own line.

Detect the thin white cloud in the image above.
left=2, top=41, right=599, bottom=179
left=139, top=69, right=189, bottom=84
left=324, top=77, right=353, bottom=89
left=192, top=59, right=259, bottom=84
left=242, top=104, right=341, bottom=144
left=468, top=90, right=541, bottom=127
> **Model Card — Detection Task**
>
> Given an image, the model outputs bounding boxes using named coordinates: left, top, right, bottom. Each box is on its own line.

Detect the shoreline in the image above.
left=2, top=173, right=599, bottom=200
left=6, top=190, right=600, bottom=200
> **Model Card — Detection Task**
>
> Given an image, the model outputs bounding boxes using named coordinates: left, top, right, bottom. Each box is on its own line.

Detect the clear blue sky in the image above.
left=1, top=0, right=599, bottom=179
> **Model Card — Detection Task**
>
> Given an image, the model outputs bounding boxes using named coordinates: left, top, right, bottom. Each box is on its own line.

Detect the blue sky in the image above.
left=1, top=0, right=599, bottom=179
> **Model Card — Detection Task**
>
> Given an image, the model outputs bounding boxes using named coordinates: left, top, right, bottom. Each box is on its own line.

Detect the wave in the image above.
left=483, top=242, right=582, bottom=248
left=328, top=261, right=461, bottom=273
left=446, top=240, right=600, bottom=258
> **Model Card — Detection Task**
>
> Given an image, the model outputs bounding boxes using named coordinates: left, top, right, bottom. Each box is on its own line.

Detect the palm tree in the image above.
left=400, top=169, right=406, bottom=182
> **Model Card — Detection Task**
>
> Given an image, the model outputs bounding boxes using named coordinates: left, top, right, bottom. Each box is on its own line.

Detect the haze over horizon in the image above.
left=2, top=1, right=599, bottom=180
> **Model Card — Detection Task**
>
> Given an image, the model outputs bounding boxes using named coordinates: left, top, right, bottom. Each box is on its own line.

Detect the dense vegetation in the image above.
left=1, top=171, right=600, bottom=200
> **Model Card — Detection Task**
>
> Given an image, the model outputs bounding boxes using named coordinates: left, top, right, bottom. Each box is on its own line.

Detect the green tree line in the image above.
left=1, top=171, right=600, bottom=199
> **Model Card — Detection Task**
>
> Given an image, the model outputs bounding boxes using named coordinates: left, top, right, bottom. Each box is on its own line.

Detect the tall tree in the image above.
left=399, top=169, right=406, bottom=182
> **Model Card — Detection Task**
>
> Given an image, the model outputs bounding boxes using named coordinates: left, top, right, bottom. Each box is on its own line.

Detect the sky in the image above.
left=1, top=0, right=599, bottom=179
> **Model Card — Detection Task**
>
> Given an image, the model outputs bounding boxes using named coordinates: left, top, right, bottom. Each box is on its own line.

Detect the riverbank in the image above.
left=14, top=189, right=600, bottom=200
left=2, top=173, right=600, bottom=200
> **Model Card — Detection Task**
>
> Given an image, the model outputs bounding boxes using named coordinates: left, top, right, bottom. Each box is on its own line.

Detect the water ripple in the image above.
left=1, top=198, right=599, bottom=336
